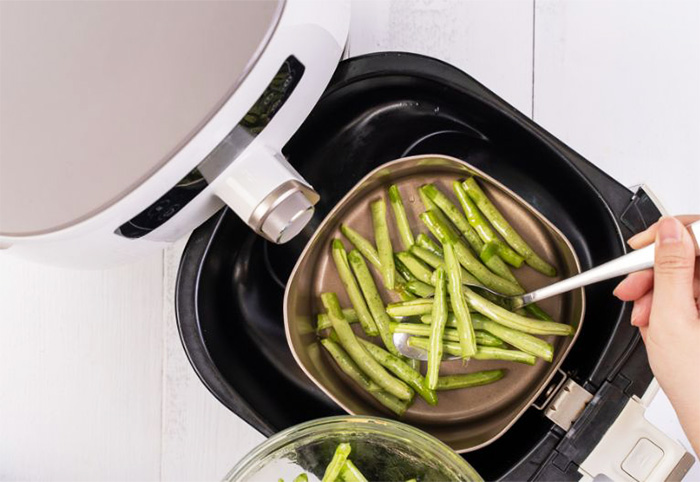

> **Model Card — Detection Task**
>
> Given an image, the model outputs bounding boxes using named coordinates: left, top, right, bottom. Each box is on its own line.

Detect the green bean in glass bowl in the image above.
left=225, top=416, right=482, bottom=482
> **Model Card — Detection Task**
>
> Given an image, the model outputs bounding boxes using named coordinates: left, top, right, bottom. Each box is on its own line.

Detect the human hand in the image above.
left=613, top=216, right=700, bottom=456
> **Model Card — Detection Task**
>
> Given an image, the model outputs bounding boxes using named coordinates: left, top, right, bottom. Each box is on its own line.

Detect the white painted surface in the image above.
left=534, top=0, right=700, bottom=215
left=159, top=240, right=265, bottom=481
left=0, top=1, right=698, bottom=480
left=0, top=253, right=164, bottom=480
left=349, top=0, right=535, bottom=116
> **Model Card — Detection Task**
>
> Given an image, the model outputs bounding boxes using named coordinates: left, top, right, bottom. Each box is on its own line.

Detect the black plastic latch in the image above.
left=619, top=185, right=666, bottom=235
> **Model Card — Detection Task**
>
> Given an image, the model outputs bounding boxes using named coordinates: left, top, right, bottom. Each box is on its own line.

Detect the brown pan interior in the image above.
left=284, top=155, right=584, bottom=453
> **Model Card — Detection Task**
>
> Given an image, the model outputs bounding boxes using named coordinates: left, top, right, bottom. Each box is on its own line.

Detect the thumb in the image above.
left=650, top=217, right=698, bottom=321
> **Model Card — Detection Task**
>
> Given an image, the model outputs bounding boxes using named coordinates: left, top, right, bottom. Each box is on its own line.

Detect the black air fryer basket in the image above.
left=175, top=53, right=664, bottom=480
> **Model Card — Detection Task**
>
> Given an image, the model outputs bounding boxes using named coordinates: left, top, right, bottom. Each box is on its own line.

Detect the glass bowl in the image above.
left=225, top=416, right=482, bottom=481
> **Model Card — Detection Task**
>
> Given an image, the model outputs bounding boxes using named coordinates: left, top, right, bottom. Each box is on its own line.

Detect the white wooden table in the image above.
left=1, top=1, right=698, bottom=480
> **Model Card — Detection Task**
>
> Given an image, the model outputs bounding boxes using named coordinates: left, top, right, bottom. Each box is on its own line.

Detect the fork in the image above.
left=394, top=220, right=700, bottom=360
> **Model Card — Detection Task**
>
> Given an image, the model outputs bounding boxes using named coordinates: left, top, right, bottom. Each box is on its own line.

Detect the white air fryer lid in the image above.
left=0, top=0, right=283, bottom=237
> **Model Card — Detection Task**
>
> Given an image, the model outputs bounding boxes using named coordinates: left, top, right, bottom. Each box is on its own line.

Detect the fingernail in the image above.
left=630, top=302, right=641, bottom=326
left=628, top=231, right=644, bottom=247
left=657, top=217, right=683, bottom=245
left=612, top=277, right=628, bottom=298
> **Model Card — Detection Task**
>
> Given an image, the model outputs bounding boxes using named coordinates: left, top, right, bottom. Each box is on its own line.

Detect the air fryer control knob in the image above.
left=212, top=143, right=319, bottom=244
left=260, top=190, right=314, bottom=244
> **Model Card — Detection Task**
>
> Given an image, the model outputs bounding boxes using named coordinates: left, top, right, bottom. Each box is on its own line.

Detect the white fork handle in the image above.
left=527, top=220, right=700, bottom=305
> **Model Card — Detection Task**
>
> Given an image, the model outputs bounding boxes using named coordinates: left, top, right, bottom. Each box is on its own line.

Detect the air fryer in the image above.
left=175, top=53, right=695, bottom=481
left=3, top=2, right=692, bottom=480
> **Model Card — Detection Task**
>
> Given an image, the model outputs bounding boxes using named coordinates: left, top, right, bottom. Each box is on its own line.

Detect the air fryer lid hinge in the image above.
left=543, top=378, right=593, bottom=431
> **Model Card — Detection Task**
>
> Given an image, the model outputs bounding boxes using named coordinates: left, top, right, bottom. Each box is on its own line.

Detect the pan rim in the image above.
left=284, top=153, right=585, bottom=453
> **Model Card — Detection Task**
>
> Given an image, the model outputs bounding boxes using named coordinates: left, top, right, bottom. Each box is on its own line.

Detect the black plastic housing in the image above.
left=175, top=53, right=662, bottom=480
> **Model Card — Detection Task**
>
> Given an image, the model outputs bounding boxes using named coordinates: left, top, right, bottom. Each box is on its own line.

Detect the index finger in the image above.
left=628, top=215, right=700, bottom=249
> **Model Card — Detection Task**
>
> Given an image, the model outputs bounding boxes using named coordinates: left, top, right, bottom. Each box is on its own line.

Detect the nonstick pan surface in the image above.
left=285, top=155, right=584, bottom=452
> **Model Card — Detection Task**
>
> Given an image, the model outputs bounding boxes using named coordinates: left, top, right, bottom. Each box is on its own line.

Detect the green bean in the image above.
left=457, top=240, right=521, bottom=292
left=479, top=241, right=500, bottom=265
left=386, top=303, right=432, bottom=318
left=318, top=308, right=358, bottom=332
left=471, top=243, right=552, bottom=319
left=392, top=298, right=437, bottom=306
left=473, top=346, right=536, bottom=365
left=420, top=210, right=522, bottom=296
left=293, top=474, right=308, bottom=482
left=426, top=268, right=447, bottom=390
left=388, top=185, right=415, bottom=250
left=462, top=177, right=557, bottom=276
left=470, top=244, right=524, bottom=301
left=394, top=282, right=417, bottom=301
left=386, top=297, right=466, bottom=317
left=412, top=204, right=523, bottom=295
left=406, top=356, right=421, bottom=372
left=525, top=303, right=554, bottom=321
left=421, top=184, right=519, bottom=282
left=418, top=187, right=463, bottom=239
left=408, top=337, right=535, bottom=365
left=444, top=243, right=477, bottom=358
left=322, top=292, right=412, bottom=400
left=389, top=322, right=459, bottom=343
left=340, top=224, right=381, bottom=269
left=484, top=250, right=520, bottom=284
left=419, top=185, right=438, bottom=211
left=404, top=335, right=429, bottom=348
left=360, top=339, right=437, bottom=406
left=322, top=442, right=352, bottom=482
left=320, top=339, right=409, bottom=416
left=371, top=199, right=395, bottom=289
left=418, top=314, right=437, bottom=325
left=391, top=321, right=430, bottom=333
left=419, top=210, right=461, bottom=251
left=341, top=224, right=405, bottom=284
left=464, top=288, right=573, bottom=336
left=416, top=233, right=443, bottom=257
left=477, top=330, right=505, bottom=347
left=395, top=251, right=433, bottom=285
left=420, top=313, right=552, bottom=359
left=479, top=331, right=506, bottom=347
left=435, top=370, right=505, bottom=390
left=386, top=300, right=433, bottom=317
left=424, top=268, right=439, bottom=288
left=347, top=251, right=402, bottom=356
left=327, top=329, right=341, bottom=344
left=411, top=245, right=482, bottom=286
left=332, top=240, right=379, bottom=336
left=472, top=313, right=554, bottom=361
left=394, top=321, right=505, bottom=348
left=340, top=460, right=368, bottom=482
left=468, top=264, right=555, bottom=323
left=454, top=181, right=524, bottom=267
left=394, top=256, right=417, bottom=282
left=410, top=199, right=552, bottom=321
left=422, top=184, right=485, bottom=253
left=410, top=245, right=444, bottom=269
left=320, top=338, right=380, bottom=391
left=404, top=279, right=435, bottom=298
